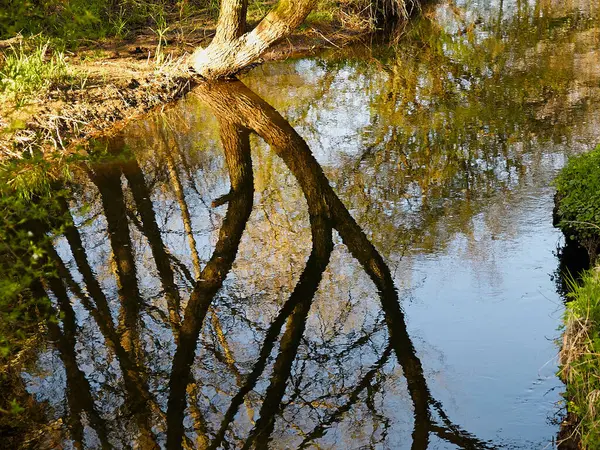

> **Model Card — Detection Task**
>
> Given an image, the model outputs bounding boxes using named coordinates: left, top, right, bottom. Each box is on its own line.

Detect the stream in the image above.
left=4, top=0, right=600, bottom=448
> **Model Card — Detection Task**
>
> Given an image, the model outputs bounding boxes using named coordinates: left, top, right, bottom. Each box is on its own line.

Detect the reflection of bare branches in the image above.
left=298, top=342, right=393, bottom=449
left=195, top=79, right=495, bottom=449
left=242, top=212, right=334, bottom=450
left=158, top=122, right=204, bottom=280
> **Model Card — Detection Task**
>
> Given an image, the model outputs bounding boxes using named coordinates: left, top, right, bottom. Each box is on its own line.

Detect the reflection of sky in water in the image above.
left=238, top=4, right=600, bottom=445
left=402, top=175, right=564, bottom=448
left=294, top=60, right=373, bottom=165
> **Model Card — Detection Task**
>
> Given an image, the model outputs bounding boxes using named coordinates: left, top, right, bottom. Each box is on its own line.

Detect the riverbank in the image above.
left=0, top=8, right=372, bottom=160
left=555, top=145, right=600, bottom=449
left=559, top=267, right=600, bottom=449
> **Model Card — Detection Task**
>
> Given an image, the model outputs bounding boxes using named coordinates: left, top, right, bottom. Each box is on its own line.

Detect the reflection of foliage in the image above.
left=554, top=145, right=600, bottom=263
left=246, top=0, right=600, bottom=262
left=0, top=156, right=72, bottom=448
left=0, top=156, right=74, bottom=357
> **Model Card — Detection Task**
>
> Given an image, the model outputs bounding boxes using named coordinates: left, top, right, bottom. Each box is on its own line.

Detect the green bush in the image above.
left=554, top=145, right=600, bottom=263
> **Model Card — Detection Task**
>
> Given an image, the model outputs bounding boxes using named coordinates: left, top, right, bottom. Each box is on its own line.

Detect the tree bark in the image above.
left=190, top=0, right=315, bottom=79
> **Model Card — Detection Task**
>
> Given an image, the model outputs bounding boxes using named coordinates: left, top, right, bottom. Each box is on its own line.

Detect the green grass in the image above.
left=0, top=41, right=72, bottom=107
left=560, top=268, right=600, bottom=448
left=0, top=0, right=216, bottom=44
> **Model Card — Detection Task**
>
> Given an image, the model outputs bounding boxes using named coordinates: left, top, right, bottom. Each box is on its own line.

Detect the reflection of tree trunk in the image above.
left=195, top=80, right=493, bottom=450
left=166, top=120, right=254, bottom=450
left=88, top=168, right=161, bottom=447
left=121, top=154, right=182, bottom=339
left=298, top=343, right=394, bottom=448
left=194, top=81, right=432, bottom=445
left=81, top=152, right=159, bottom=448
left=186, top=381, right=211, bottom=448
left=88, top=159, right=142, bottom=363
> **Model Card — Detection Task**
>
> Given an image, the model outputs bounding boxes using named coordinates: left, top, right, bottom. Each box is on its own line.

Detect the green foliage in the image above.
left=0, top=40, right=72, bottom=106
left=561, top=269, right=600, bottom=449
left=554, top=145, right=600, bottom=262
left=1, top=0, right=106, bottom=41
left=0, top=0, right=178, bottom=42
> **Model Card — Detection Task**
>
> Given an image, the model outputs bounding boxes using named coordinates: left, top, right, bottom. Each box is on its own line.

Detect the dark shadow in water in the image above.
left=554, top=239, right=591, bottom=299
left=10, top=78, right=497, bottom=450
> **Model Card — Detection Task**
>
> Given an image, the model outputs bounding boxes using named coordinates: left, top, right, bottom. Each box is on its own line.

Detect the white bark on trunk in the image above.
left=190, top=0, right=315, bottom=79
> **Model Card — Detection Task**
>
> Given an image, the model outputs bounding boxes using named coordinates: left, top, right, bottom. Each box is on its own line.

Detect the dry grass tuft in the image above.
left=560, top=314, right=593, bottom=381
left=334, top=0, right=421, bottom=31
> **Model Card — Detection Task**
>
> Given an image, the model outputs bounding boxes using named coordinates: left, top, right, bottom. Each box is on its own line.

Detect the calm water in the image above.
left=5, top=0, right=600, bottom=448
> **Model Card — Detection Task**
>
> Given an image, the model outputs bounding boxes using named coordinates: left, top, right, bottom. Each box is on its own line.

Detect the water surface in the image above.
left=4, top=0, right=600, bottom=448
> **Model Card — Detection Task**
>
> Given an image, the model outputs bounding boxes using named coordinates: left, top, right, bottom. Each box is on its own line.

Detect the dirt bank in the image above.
left=0, top=24, right=366, bottom=159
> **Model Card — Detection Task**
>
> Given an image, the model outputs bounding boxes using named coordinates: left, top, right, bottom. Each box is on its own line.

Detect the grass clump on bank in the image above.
left=0, top=41, right=73, bottom=107
left=560, top=269, right=600, bottom=448
left=556, top=145, right=600, bottom=448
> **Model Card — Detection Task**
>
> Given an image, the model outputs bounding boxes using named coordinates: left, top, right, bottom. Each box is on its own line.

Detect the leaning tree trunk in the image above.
left=190, top=0, right=315, bottom=79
